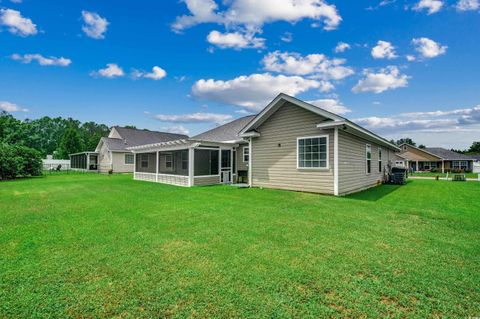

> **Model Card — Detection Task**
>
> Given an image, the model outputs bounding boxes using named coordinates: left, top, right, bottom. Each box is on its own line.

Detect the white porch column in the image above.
left=133, top=151, right=136, bottom=179
left=86, top=153, right=90, bottom=171
left=442, top=160, right=444, bottom=173
left=416, top=161, right=419, bottom=172
left=188, top=147, right=194, bottom=187
left=156, top=151, right=159, bottom=182
left=333, top=127, right=339, bottom=196
left=248, top=137, right=253, bottom=187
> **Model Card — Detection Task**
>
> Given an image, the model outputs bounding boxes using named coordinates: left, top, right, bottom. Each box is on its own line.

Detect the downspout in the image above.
left=248, top=137, right=253, bottom=187
left=188, top=147, right=194, bottom=187
left=334, top=127, right=339, bottom=196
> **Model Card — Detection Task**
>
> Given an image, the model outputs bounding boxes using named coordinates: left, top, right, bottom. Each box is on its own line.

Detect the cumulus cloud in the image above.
left=172, top=0, right=341, bottom=32
left=280, top=32, right=293, bottom=43
left=262, top=51, right=354, bottom=81
left=0, top=8, right=37, bottom=36
left=0, top=101, right=28, bottom=112
left=412, top=37, right=447, bottom=58
left=308, top=98, right=351, bottom=114
left=81, top=11, right=109, bottom=39
left=154, top=112, right=233, bottom=125
left=192, top=73, right=323, bottom=110
left=413, top=0, right=443, bottom=14
left=159, top=125, right=190, bottom=135
left=354, top=105, right=480, bottom=134
left=11, top=53, right=72, bottom=67
left=406, top=55, right=416, bottom=62
left=352, top=66, right=409, bottom=94
left=456, top=0, right=479, bottom=10
left=334, top=42, right=350, bottom=53
left=132, top=66, right=167, bottom=80
left=91, top=63, right=125, bottom=78
left=207, top=30, right=265, bottom=49
left=371, top=41, right=397, bottom=59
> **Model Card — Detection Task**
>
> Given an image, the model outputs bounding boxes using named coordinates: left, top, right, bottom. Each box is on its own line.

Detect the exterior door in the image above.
left=220, top=149, right=232, bottom=183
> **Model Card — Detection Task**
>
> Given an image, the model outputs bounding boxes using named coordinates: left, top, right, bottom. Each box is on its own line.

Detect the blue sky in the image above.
left=1, top=0, right=479, bottom=148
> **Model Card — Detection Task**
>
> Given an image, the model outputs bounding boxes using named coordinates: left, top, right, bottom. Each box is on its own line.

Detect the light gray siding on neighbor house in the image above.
left=236, top=144, right=248, bottom=172
left=337, top=130, right=396, bottom=195
left=98, top=142, right=112, bottom=172
left=251, top=102, right=334, bottom=194
left=111, top=152, right=134, bottom=173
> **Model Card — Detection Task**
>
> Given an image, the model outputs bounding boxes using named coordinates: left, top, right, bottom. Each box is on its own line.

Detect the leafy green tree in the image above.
left=0, top=143, right=42, bottom=179
left=80, top=122, right=110, bottom=151
left=57, top=128, right=84, bottom=159
left=468, top=141, right=480, bottom=153
left=418, top=144, right=426, bottom=149
left=395, top=138, right=416, bottom=146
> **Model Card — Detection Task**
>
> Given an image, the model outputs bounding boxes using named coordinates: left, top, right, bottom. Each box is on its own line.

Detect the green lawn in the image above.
left=411, top=171, right=479, bottom=179
left=1, top=174, right=479, bottom=318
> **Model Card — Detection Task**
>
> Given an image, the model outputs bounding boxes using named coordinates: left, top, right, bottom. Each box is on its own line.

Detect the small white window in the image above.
left=452, top=161, right=468, bottom=170
left=366, top=144, right=372, bottom=174
left=243, top=146, right=249, bottom=162
left=297, top=135, right=328, bottom=169
left=378, top=148, right=382, bottom=173
left=125, top=153, right=134, bottom=164
left=141, top=154, right=149, bottom=168
left=165, top=154, right=173, bottom=169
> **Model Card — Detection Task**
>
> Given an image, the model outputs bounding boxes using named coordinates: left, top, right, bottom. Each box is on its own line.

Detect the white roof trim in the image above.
left=239, top=131, right=260, bottom=138
left=399, top=143, right=443, bottom=159
left=239, top=93, right=344, bottom=135
left=316, top=120, right=400, bottom=151
left=128, top=139, right=192, bottom=151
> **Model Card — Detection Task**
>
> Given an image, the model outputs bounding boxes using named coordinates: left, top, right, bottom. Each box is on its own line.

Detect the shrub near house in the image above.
left=0, top=144, right=42, bottom=180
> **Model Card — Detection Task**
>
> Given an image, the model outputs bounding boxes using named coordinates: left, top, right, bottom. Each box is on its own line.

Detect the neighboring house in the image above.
left=130, top=93, right=401, bottom=196
left=70, top=126, right=188, bottom=172
left=472, top=155, right=480, bottom=173
left=398, top=144, right=475, bottom=173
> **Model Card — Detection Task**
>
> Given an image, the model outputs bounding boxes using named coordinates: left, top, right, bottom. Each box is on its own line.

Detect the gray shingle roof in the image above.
left=191, top=115, right=256, bottom=143
left=424, top=147, right=476, bottom=160
left=102, top=127, right=188, bottom=151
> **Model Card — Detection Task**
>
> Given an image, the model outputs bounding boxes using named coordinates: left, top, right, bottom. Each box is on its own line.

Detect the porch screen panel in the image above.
left=135, top=153, right=156, bottom=173
left=194, top=149, right=219, bottom=176
left=158, top=150, right=188, bottom=176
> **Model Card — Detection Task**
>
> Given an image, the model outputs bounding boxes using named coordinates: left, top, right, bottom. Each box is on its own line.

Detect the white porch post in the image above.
left=86, top=153, right=90, bottom=171
left=230, top=148, right=234, bottom=183
left=334, top=127, right=339, bottom=196
left=416, top=161, right=419, bottom=172
left=133, top=151, right=136, bottom=179
left=248, top=137, right=253, bottom=187
left=442, top=160, right=444, bottom=173
left=188, top=147, right=194, bottom=187
left=156, top=151, right=159, bottom=182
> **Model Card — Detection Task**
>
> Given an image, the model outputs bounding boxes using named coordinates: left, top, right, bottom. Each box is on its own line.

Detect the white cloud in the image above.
left=154, top=112, right=233, bottom=125
left=207, top=30, right=265, bottom=49
left=456, top=0, right=479, bottom=10
left=413, top=0, right=443, bottom=14
left=81, top=11, right=109, bottom=39
left=412, top=37, right=447, bottom=58
left=371, top=41, right=397, bottom=59
left=11, top=53, right=72, bottom=67
left=308, top=99, right=351, bottom=114
left=10, top=0, right=23, bottom=3
left=262, top=51, right=354, bottom=81
left=352, top=66, right=409, bottom=94
left=406, top=55, right=416, bottom=62
left=172, top=0, right=341, bottom=32
left=334, top=42, right=350, bottom=53
left=192, top=73, right=323, bottom=110
left=91, top=63, right=125, bottom=78
left=354, top=105, right=480, bottom=136
left=0, top=8, right=37, bottom=36
left=132, top=66, right=167, bottom=80
left=0, top=101, right=28, bottom=112
left=280, top=32, right=293, bottom=43
left=159, top=125, right=190, bottom=135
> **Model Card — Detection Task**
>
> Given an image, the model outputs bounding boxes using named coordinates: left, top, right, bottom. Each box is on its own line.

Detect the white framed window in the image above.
left=452, top=161, right=468, bottom=170
left=125, top=153, right=134, bottom=164
left=297, top=135, right=329, bottom=169
left=140, top=154, right=149, bottom=168
left=243, top=146, right=249, bottom=162
left=378, top=147, right=382, bottom=173
left=165, top=154, right=173, bottom=169
left=423, top=161, right=437, bottom=170
left=366, top=144, right=372, bottom=174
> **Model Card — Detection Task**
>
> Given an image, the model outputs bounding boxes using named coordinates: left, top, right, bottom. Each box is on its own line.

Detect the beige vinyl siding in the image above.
left=111, top=152, right=134, bottom=173
left=98, top=143, right=112, bottom=172
left=338, top=130, right=396, bottom=195
left=108, top=127, right=121, bottom=139
left=193, top=176, right=220, bottom=186
left=251, top=102, right=334, bottom=194
left=236, top=144, right=249, bottom=172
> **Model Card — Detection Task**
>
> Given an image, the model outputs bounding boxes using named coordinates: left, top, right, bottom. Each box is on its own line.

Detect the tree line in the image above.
left=0, top=111, right=110, bottom=159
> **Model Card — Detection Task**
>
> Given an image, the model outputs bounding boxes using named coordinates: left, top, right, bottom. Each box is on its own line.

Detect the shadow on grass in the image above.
left=345, top=182, right=408, bottom=202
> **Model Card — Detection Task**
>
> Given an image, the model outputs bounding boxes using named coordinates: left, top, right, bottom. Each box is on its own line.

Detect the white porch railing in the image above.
left=134, top=172, right=189, bottom=187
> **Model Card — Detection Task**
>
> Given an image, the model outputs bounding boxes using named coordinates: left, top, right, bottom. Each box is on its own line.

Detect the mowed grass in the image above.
left=0, top=174, right=479, bottom=318
left=411, top=171, right=478, bottom=179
